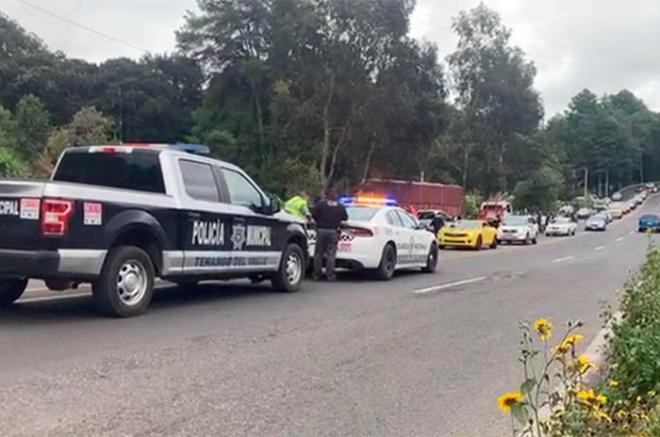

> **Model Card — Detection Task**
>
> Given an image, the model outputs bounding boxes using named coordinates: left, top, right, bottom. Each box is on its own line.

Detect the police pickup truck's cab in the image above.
left=0, top=144, right=308, bottom=317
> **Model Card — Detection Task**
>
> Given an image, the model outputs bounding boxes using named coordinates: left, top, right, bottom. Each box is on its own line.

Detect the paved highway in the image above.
left=1, top=197, right=658, bottom=436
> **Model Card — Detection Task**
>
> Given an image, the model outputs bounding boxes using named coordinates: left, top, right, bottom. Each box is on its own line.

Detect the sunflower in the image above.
left=497, top=392, right=523, bottom=413
left=576, top=354, right=594, bottom=374
left=534, top=318, right=553, bottom=341
left=555, top=334, right=584, bottom=354
left=577, top=389, right=597, bottom=405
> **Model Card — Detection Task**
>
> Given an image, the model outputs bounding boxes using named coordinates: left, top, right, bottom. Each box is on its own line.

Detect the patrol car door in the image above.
left=216, top=166, right=285, bottom=271
left=176, top=158, right=281, bottom=276
left=395, top=209, right=422, bottom=265
left=384, top=209, right=407, bottom=265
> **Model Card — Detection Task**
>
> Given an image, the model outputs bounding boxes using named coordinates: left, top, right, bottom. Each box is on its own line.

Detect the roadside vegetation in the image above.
left=1, top=1, right=660, bottom=204
left=500, top=244, right=660, bottom=436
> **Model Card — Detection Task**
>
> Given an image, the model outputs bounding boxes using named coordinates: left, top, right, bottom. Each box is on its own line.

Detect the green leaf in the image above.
left=511, top=403, right=529, bottom=426
left=520, top=378, right=536, bottom=396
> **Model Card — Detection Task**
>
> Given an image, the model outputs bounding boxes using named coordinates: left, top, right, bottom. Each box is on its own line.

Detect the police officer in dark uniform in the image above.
left=311, top=187, right=348, bottom=281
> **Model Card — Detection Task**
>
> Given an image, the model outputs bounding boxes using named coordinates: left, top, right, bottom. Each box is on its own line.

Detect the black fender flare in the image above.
left=285, top=222, right=308, bottom=254
left=103, top=210, right=171, bottom=250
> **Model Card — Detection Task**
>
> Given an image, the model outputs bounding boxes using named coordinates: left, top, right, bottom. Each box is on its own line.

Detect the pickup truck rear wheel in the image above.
left=272, top=243, right=304, bottom=292
left=0, top=278, right=27, bottom=307
left=93, top=246, right=155, bottom=317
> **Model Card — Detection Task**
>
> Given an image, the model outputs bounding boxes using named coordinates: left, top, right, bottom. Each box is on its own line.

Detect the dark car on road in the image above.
left=639, top=214, right=660, bottom=233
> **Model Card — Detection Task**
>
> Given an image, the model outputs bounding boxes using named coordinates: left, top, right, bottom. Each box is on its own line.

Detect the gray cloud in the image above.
left=3, top=0, right=659, bottom=116
left=1, top=0, right=197, bottom=61
left=411, top=0, right=660, bottom=116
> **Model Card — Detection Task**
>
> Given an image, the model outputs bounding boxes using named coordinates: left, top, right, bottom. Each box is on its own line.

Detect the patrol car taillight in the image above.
left=41, top=199, right=74, bottom=236
left=346, top=226, right=373, bottom=237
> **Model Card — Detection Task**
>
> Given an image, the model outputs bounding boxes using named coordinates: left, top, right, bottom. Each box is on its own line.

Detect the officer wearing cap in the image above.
left=311, top=187, right=348, bottom=281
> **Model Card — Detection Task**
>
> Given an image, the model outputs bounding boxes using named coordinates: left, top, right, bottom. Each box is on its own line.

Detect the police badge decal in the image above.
left=231, top=223, right=247, bottom=250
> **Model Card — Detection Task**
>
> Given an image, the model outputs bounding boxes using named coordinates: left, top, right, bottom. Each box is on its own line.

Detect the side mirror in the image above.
left=262, top=194, right=281, bottom=215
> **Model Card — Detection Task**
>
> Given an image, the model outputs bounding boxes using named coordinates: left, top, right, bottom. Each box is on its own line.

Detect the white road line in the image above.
left=594, top=246, right=605, bottom=251
left=551, top=256, right=575, bottom=264
left=19, top=292, right=90, bottom=304
left=413, top=276, right=487, bottom=295
left=616, top=236, right=625, bottom=242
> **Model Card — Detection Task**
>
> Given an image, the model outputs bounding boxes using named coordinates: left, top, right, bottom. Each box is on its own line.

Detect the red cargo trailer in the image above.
left=356, top=179, right=464, bottom=217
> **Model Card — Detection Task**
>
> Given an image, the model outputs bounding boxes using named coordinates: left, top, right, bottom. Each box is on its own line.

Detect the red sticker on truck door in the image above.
left=83, top=202, right=102, bottom=226
left=20, top=198, right=40, bottom=220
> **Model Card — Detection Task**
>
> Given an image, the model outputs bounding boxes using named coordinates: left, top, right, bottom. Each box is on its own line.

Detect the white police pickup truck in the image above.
left=0, top=144, right=308, bottom=317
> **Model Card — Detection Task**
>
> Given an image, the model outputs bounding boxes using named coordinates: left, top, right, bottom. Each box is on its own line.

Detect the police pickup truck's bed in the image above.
left=0, top=144, right=307, bottom=317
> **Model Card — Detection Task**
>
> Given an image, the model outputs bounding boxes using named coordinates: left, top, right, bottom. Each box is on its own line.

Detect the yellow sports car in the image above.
left=438, top=220, right=498, bottom=250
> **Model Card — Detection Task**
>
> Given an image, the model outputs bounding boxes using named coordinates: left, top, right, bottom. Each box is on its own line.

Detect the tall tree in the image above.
left=447, top=3, right=543, bottom=194
left=179, top=0, right=444, bottom=195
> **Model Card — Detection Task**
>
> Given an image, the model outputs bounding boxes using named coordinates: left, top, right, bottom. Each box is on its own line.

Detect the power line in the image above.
left=13, top=0, right=149, bottom=54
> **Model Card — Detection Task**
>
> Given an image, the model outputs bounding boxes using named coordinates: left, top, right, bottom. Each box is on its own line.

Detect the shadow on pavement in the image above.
left=0, top=282, right=280, bottom=324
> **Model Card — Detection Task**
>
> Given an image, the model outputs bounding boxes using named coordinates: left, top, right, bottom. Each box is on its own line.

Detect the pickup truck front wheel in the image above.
left=272, top=244, right=304, bottom=292
left=0, top=278, right=28, bottom=307
left=93, top=246, right=155, bottom=317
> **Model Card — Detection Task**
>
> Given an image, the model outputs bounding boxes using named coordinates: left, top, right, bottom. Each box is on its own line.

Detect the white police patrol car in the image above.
left=308, top=197, right=438, bottom=280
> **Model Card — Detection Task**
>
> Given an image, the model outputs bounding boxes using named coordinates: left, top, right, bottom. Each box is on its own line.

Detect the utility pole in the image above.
left=583, top=167, right=588, bottom=199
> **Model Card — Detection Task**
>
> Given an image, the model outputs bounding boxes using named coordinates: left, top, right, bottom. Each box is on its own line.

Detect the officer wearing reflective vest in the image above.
left=284, top=191, right=311, bottom=219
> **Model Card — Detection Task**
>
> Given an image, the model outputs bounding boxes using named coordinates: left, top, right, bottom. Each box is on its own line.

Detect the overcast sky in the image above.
left=3, top=0, right=660, bottom=117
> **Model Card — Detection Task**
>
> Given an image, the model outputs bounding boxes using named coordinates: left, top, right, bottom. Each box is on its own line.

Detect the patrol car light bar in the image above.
left=167, top=143, right=210, bottom=155
left=340, top=196, right=397, bottom=207
left=88, top=143, right=210, bottom=156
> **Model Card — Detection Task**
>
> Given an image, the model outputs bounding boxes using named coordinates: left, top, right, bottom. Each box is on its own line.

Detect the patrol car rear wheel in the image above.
left=422, top=245, right=438, bottom=273
left=272, top=243, right=304, bottom=292
left=93, top=246, right=155, bottom=317
left=375, top=244, right=396, bottom=280
left=0, top=278, right=27, bottom=307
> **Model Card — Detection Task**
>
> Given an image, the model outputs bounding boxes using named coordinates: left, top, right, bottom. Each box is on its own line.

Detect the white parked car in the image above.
left=308, top=202, right=438, bottom=280
left=576, top=207, right=592, bottom=219
left=607, top=206, right=624, bottom=220
left=612, top=192, right=623, bottom=201
left=545, top=217, right=578, bottom=236
left=497, top=215, right=539, bottom=245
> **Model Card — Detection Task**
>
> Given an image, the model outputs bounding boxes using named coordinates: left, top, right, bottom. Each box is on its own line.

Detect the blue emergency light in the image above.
left=168, top=143, right=210, bottom=155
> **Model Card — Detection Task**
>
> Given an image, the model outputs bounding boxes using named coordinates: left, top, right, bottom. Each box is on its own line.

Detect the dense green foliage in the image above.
left=1, top=2, right=659, bottom=203
left=605, top=246, right=660, bottom=401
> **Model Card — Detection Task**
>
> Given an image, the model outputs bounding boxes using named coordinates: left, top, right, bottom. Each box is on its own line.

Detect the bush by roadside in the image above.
left=498, top=244, right=660, bottom=436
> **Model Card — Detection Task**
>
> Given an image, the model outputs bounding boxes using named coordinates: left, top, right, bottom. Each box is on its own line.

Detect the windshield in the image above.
left=453, top=220, right=483, bottom=229
left=503, top=216, right=527, bottom=226
left=346, top=206, right=379, bottom=222
left=418, top=211, right=436, bottom=220
left=641, top=215, right=659, bottom=221
left=552, top=217, right=571, bottom=224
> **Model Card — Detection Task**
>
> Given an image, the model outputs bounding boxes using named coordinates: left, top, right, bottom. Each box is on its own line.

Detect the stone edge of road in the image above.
left=537, top=311, right=622, bottom=422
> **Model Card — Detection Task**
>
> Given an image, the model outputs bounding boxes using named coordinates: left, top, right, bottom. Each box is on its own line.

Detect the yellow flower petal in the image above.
left=533, top=318, right=553, bottom=341
left=497, top=392, right=523, bottom=413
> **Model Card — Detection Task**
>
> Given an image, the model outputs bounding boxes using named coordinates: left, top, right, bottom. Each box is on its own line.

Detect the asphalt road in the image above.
left=1, top=198, right=658, bottom=437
